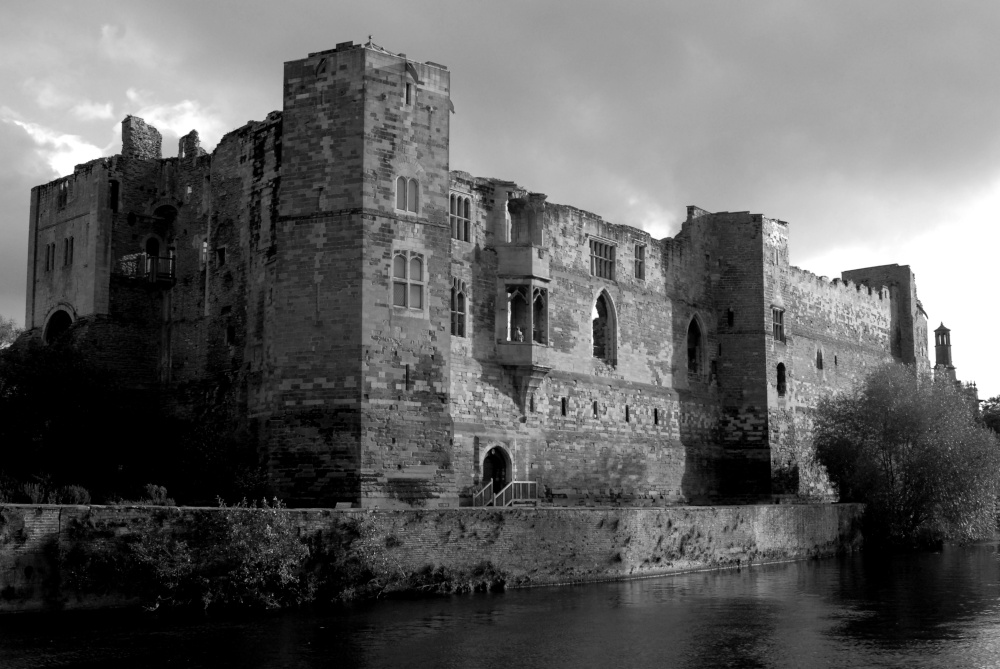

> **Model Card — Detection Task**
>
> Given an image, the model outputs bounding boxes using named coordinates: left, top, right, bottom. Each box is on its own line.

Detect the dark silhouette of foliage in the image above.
left=815, top=365, right=1000, bottom=546
left=980, top=395, right=1000, bottom=435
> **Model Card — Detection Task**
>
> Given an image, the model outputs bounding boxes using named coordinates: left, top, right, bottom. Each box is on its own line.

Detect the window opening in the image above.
left=772, top=308, right=785, bottom=342
left=593, top=401, right=599, bottom=418
left=108, top=180, right=120, bottom=213
left=450, top=194, right=472, bottom=242
left=777, top=363, right=786, bottom=396
left=226, top=325, right=236, bottom=346
left=392, top=251, right=425, bottom=310
left=625, top=405, right=630, bottom=422
left=561, top=397, right=568, bottom=416
left=687, top=318, right=702, bottom=375
left=654, top=408, right=659, bottom=425
left=69, top=237, right=74, bottom=265
left=590, top=239, right=615, bottom=279
left=727, top=308, right=734, bottom=327
left=634, top=244, right=645, bottom=280
left=215, top=247, right=226, bottom=266
left=57, top=181, right=68, bottom=208
left=506, top=286, right=529, bottom=341
left=529, top=394, right=535, bottom=413
left=532, top=287, right=547, bottom=344
left=395, top=177, right=419, bottom=213
left=592, top=292, right=615, bottom=364
left=405, top=82, right=413, bottom=105
left=834, top=354, right=838, bottom=367
left=816, top=350, right=823, bottom=370
left=451, top=279, right=467, bottom=337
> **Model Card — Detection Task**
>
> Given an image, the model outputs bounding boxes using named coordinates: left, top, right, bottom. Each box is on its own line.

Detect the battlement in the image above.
left=787, top=265, right=889, bottom=305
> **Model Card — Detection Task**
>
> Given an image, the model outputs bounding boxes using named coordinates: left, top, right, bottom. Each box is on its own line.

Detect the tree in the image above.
left=980, top=395, right=1000, bottom=435
left=815, top=364, right=1000, bottom=546
left=0, top=315, right=22, bottom=349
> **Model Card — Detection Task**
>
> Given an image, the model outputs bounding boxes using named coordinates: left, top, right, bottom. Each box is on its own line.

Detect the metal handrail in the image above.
left=472, top=480, right=493, bottom=507
left=494, top=480, right=538, bottom=507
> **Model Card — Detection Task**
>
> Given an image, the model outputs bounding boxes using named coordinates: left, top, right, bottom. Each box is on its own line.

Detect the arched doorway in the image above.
left=482, top=446, right=510, bottom=493
left=44, top=309, right=73, bottom=344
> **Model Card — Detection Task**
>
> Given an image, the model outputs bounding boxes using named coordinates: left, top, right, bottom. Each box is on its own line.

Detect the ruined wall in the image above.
left=0, top=503, right=864, bottom=612
left=26, top=160, right=113, bottom=331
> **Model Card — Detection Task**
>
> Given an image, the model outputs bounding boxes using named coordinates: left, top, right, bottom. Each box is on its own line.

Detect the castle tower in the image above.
left=934, top=323, right=957, bottom=383
left=265, top=40, right=455, bottom=507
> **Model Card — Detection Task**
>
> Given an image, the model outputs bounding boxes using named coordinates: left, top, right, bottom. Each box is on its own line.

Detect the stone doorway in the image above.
left=482, top=447, right=510, bottom=493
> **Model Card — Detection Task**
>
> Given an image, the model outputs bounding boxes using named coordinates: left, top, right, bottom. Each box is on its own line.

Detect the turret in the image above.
left=934, top=323, right=956, bottom=383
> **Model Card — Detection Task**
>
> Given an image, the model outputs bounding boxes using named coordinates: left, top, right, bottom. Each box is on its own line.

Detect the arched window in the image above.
left=777, top=363, right=786, bottom=396
left=687, top=318, right=702, bottom=375
left=450, top=194, right=472, bottom=242
left=593, top=291, right=616, bottom=365
left=392, top=250, right=424, bottom=310
left=396, top=177, right=419, bottom=213
left=532, top=288, right=547, bottom=344
left=816, top=350, right=824, bottom=370
left=507, top=286, right=529, bottom=341
left=451, top=279, right=467, bottom=337
left=593, top=401, right=599, bottom=418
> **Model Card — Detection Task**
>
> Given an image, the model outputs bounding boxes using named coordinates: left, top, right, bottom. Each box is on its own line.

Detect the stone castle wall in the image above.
left=0, top=502, right=863, bottom=613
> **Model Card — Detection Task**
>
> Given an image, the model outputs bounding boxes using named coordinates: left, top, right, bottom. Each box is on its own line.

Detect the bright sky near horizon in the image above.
left=1, top=1, right=998, bottom=397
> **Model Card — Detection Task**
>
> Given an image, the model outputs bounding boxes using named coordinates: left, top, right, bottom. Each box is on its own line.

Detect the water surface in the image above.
left=2, top=544, right=998, bottom=668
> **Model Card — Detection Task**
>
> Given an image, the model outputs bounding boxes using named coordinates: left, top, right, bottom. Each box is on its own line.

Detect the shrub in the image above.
left=63, top=498, right=311, bottom=611
left=815, top=365, right=1000, bottom=545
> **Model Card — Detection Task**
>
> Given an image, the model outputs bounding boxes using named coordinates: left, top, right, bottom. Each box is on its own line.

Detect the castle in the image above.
left=23, top=40, right=960, bottom=507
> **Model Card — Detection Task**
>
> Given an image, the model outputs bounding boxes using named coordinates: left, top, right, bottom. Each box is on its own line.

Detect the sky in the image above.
left=1, top=0, right=998, bottom=396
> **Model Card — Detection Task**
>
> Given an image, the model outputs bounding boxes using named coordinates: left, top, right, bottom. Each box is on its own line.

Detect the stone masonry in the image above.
left=22, top=40, right=957, bottom=507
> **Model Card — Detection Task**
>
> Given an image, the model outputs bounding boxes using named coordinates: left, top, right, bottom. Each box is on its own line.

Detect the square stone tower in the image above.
left=264, top=42, right=455, bottom=506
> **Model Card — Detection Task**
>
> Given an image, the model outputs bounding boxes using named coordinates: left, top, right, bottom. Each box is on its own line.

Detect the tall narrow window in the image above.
left=727, top=308, right=734, bottom=327
left=450, top=194, right=472, bottom=242
left=451, top=279, right=467, bottom=337
left=532, top=288, right=547, bottom=344
left=625, top=405, right=630, bottom=423
left=772, top=308, right=785, bottom=342
left=816, top=350, right=824, bottom=370
left=687, top=318, right=702, bottom=375
left=592, top=291, right=616, bottom=364
left=561, top=397, right=568, bottom=416
left=654, top=408, right=659, bottom=425
left=507, top=286, right=529, bottom=341
left=392, top=250, right=424, bottom=310
left=69, top=237, right=74, bottom=265
left=777, top=363, right=787, bottom=396
left=590, top=239, right=615, bottom=279
left=395, top=177, right=419, bottom=213
left=593, top=401, right=599, bottom=418
left=108, top=180, right=120, bottom=213
left=57, top=181, right=68, bottom=208
left=63, top=238, right=69, bottom=266
left=634, top=244, right=645, bottom=280
left=405, top=82, right=413, bottom=105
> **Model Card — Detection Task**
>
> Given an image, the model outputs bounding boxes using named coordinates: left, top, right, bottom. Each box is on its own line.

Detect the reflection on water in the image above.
left=1, top=543, right=998, bottom=668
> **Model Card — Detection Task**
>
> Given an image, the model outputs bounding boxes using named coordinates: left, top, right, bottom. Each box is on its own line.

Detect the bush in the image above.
left=815, top=365, right=1000, bottom=545
left=63, top=498, right=310, bottom=611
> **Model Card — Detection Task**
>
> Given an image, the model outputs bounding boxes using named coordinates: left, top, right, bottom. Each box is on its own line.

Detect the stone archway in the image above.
left=482, top=445, right=512, bottom=493
left=44, top=309, right=73, bottom=344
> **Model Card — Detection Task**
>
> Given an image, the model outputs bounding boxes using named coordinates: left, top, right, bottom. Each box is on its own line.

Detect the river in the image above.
left=1, top=543, right=998, bottom=668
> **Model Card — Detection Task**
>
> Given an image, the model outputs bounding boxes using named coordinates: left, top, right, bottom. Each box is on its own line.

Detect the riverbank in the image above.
left=0, top=503, right=863, bottom=612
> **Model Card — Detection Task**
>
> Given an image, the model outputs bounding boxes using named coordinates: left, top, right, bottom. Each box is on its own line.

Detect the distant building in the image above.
left=22, top=40, right=964, bottom=507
